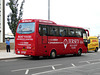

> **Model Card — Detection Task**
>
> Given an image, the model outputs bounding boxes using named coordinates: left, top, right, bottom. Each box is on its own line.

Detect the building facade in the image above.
left=0, top=0, right=5, bottom=43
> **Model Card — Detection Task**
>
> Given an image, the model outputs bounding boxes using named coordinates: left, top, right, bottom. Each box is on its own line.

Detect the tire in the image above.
left=73, top=54, right=77, bottom=56
left=31, top=56, right=39, bottom=59
left=95, top=48, right=98, bottom=52
left=50, top=50, right=56, bottom=59
left=77, top=49, right=82, bottom=56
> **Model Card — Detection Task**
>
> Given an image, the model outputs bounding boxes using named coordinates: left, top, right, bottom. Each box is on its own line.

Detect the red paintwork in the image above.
left=15, top=19, right=88, bottom=56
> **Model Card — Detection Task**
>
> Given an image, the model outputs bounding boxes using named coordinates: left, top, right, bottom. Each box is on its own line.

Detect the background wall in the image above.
left=0, top=43, right=14, bottom=50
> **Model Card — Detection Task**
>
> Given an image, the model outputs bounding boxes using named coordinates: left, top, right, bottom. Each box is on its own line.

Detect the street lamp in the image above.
left=48, top=0, right=50, bottom=20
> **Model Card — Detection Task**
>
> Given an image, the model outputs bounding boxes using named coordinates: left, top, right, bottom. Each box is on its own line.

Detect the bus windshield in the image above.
left=17, top=22, right=35, bottom=34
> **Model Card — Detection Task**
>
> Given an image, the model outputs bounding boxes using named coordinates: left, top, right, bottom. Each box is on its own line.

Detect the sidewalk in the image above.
left=0, top=50, right=25, bottom=60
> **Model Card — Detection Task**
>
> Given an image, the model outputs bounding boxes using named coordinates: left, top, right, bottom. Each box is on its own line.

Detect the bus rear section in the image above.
left=87, top=36, right=99, bottom=52
left=15, top=20, right=36, bottom=56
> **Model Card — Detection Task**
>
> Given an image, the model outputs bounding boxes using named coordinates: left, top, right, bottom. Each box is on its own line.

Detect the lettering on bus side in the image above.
left=48, top=39, right=80, bottom=49
left=22, top=20, right=33, bottom=22
left=17, top=35, right=33, bottom=40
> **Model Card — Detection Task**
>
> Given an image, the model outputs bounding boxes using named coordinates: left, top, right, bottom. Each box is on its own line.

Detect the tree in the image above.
left=6, top=0, right=25, bottom=36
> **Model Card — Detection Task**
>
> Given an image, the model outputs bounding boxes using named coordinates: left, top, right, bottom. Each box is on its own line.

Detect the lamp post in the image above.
left=48, top=0, right=50, bottom=20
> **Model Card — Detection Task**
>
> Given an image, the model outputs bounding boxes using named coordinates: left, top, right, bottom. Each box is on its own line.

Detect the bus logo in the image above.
left=63, top=39, right=68, bottom=49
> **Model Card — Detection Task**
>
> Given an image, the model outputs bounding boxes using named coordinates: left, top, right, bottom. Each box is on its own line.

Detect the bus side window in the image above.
left=39, top=25, right=42, bottom=36
left=50, top=26, right=58, bottom=36
left=63, top=27, right=68, bottom=37
left=59, top=27, right=67, bottom=37
left=68, top=28, right=75, bottom=37
left=59, top=27, right=64, bottom=36
left=42, top=25, right=48, bottom=36
left=83, top=30, right=87, bottom=39
left=76, top=29, right=82, bottom=37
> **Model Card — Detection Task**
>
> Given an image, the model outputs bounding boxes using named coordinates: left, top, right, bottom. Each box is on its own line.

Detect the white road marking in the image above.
left=32, top=66, right=75, bottom=75
left=2, top=59, right=18, bottom=62
left=71, top=63, right=76, bottom=67
left=86, top=61, right=90, bottom=64
left=25, top=69, right=29, bottom=75
left=79, top=59, right=100, bottom=63
left=11, top=64, right=62, bottom=72
left=52, top=66, right=55, bottom=70
left=32, top=62, right=100, bottom=75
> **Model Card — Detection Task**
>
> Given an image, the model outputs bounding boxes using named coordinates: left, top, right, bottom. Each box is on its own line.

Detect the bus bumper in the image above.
left=15, top=50, right=35, bottom=56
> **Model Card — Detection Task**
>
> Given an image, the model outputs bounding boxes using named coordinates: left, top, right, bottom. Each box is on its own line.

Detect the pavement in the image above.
left=0, top=50, right=25, bottom=60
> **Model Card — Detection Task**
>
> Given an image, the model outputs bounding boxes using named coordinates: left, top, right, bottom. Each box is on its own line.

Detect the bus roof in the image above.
left=19, top=19, right=86, bottom=30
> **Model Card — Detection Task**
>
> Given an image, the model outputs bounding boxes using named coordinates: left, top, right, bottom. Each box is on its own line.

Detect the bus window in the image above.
left=39, top=25, right=42, bottom=36
left=50, top=26, right=58, bottom=36
left=39, top=25, right=48, bottom=36
left=63, top=27, right=68, bottom=37
left=68, top=28, right=75, bottom=37
left=76, top=29, right=82, bottom=37
left=42, top=25, right=48, bottom=36
left=83, top=32, right=87, bottom=39
left=59, top=27, right=64, bottom=36
left=17, top=22, right=35, bottom=34
left=59, top=27, right=68, bottom=37
left=83, top=30, right=87, bottom=47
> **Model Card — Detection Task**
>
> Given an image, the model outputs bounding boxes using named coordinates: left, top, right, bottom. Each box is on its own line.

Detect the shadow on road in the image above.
left=20, top=54, right=86, bottom=61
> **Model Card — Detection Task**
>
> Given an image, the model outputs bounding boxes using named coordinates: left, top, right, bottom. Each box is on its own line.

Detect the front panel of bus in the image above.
left=15, top=20, right=36, bottom=56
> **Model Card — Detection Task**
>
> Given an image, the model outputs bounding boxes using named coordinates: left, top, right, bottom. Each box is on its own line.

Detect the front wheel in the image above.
left=50, top=50, right=56, bottom=59
left=77, top=49, right=82, bottom=56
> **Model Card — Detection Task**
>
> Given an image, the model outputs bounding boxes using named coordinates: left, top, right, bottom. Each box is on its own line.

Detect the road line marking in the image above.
left=79, top=59, right=100, bottom=63
left=32, top=62, right=100, bottom=75
left=71, top=63, right=76, bottom=67
left=12, top=64, right=62, bottom=72
left=52, top=66, right=55, bottom=70
left=2, top=59, right=18, bottom=62
left=86, top=61, right=90, bottom=64
left=32, top=66, right=75, bottom=75
left=25, top=69, right=29, bottom=75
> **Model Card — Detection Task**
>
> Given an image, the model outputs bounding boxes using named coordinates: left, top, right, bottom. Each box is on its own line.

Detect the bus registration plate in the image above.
left=22, top=49, right=27, bottom=51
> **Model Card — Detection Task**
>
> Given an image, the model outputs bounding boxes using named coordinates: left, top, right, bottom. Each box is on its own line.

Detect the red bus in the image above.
left=15, top=19, right=89, bottom=58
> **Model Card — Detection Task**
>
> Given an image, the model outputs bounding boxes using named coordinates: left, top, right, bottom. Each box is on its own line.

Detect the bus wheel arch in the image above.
left=49, top=49, right=56, bottom=59
left=77, top=48, right=82, bottom=56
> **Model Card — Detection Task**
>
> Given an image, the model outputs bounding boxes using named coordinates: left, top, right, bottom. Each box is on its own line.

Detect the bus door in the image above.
left=39, top=24, right=48, bottom=55
left=42, top=36, right=48, bottom=44
left=83, top=30, right=88, bottom=47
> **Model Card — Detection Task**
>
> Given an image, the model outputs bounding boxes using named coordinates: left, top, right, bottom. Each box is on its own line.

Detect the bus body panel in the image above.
left=37, top=35, right=87, bottom=56
left=15, top=33, right=36, bottom=55
left=15, top=19, right=88, bottom=57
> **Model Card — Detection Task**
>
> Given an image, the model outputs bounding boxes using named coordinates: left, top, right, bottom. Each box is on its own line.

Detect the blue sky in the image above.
left=5, top=0, right=100, bottom=36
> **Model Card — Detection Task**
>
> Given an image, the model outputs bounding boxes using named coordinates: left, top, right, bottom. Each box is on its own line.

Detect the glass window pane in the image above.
left=76, top=29, right=82, bottom=37
left=42, top=25, right=47, bottom=36
left=68, top=28, right=75, bottom=37
left=17, top=22, right=35, bottom=34
left=50, top=26, right=58, bottom=36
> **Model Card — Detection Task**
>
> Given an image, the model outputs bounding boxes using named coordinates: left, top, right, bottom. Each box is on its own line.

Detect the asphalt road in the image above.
left=0, top=50, right=100, bottom=75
